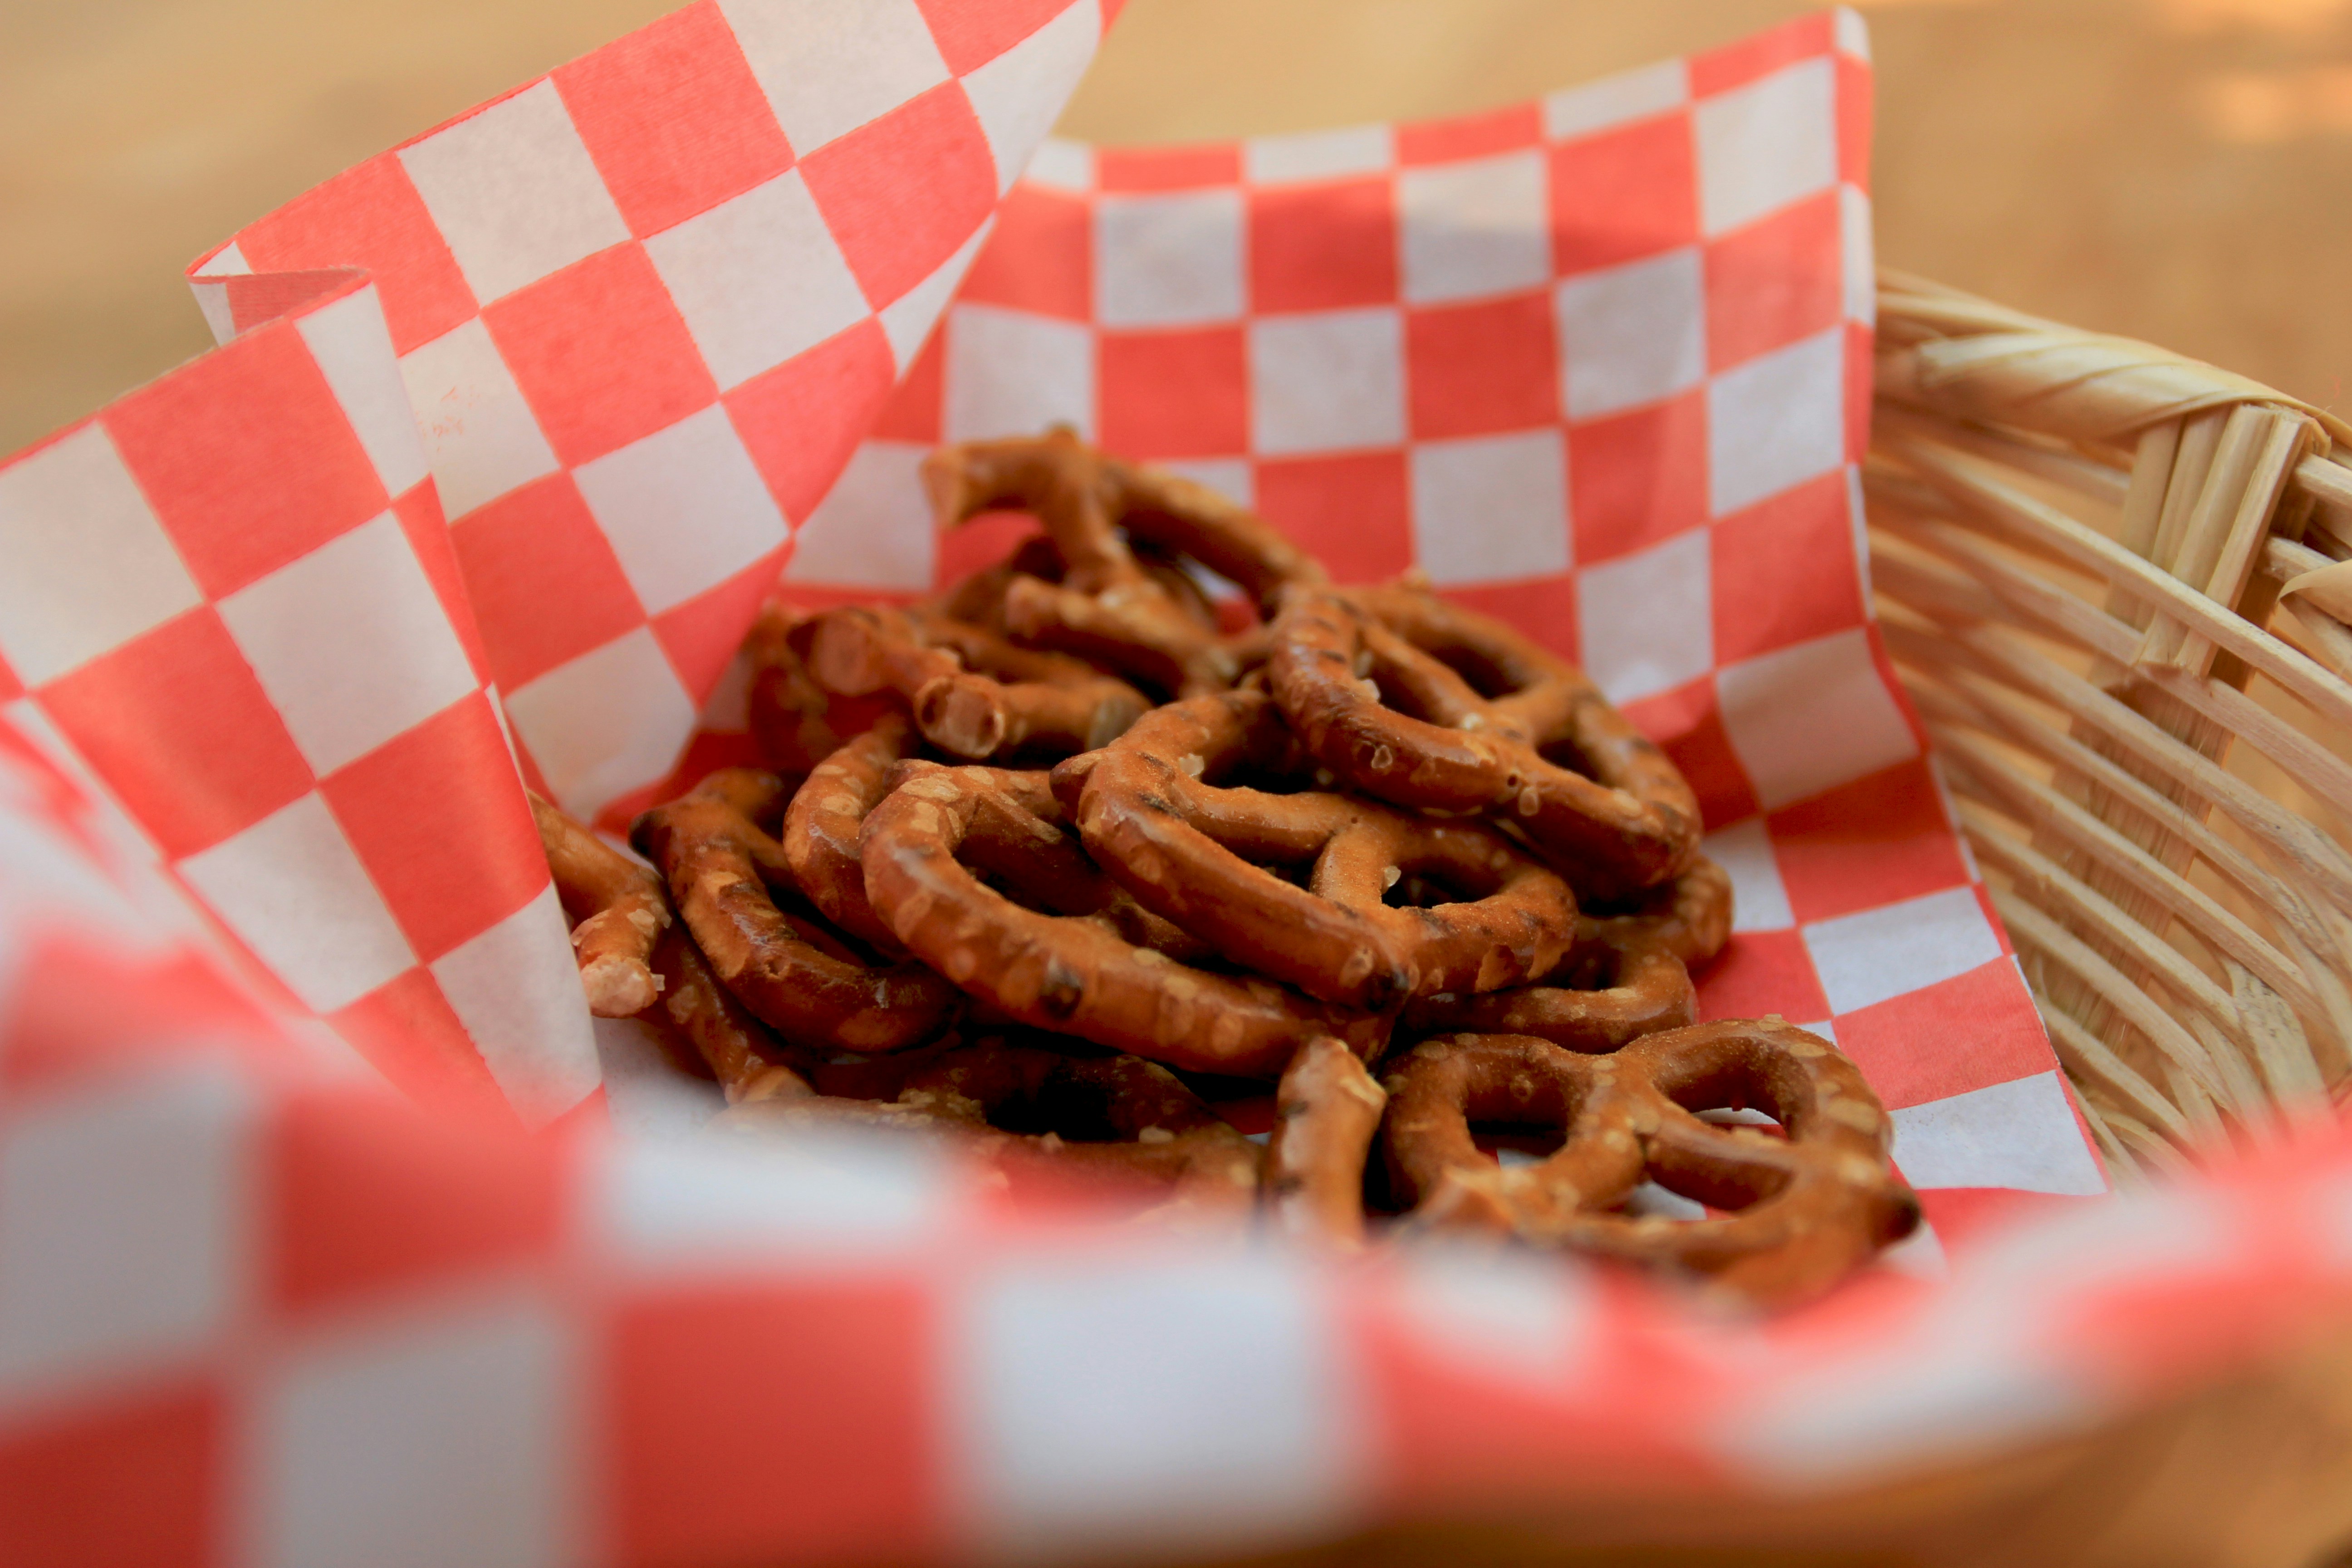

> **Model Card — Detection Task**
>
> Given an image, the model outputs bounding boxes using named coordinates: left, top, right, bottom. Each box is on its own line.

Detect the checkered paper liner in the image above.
left=8, top=4, right=2303, bottom=1557
left=5, top=730, right=2352, bottom=1566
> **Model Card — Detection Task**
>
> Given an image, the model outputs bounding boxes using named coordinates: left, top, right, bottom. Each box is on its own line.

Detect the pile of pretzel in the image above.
left=534, top=431, right=1920, bottom=1307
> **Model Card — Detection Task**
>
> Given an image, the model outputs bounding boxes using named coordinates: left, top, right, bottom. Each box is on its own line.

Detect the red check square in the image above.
left=449, top=475, right=647, bottom=690
left=1100, top=327, right=1248, bottom=458
left=1835, top=960, right=2053, bottom=1110
left=802, top=84, right=997, bottom=308
left=236, top=154, right=476, bottom=353
left=961, top=185, right=1092, bottom=319
left=1099, top=145, right=1238, bottom=191
left=1705, top=190, right=1842, bottom=372
left=1406, top=292, right=1558, bottom=440
left=1622, top=675, right=1760, bottom=830
left=1694, top=926, right=1829, bottom=1024
left=1398, top=103, right=1542, bottom=164
left=870, top=331, right=946, bottom=445
left=329, top=968, right=511, bottom=1116
left=391, top=485, right=491, bottom=682
left=1568, top=390, right=1708, bottom=565
left=483, top=242, right=719, bottom=467
left=556, top=0, right=795, bottom=238
left=914, top=0, right=1070, bottom=74
left=1256, top=451, right=1414, bottom=583
left=322, top=692, right=547, bottom=963
left=0, top=1382, right=221, bottom=1568
left=1249, top=177, right=1397, bottom=313
left=1550, top=114, right=1700, bottom=276
left=609, top=1283, right=941, bottom=1568
left=265, top=1081, right=559, bottom=1313
left=39, top=609, right=314, bottom=860
left=105, top=324, right=390, bottom=598
left=1710, top=468, right=1863, bottom=664
left=1767, top=759, right=1970, bottom=925
left=653, top=550, right=794, bottom=704
left=1441, top=576, right=1580, bottom=665
left=725, top=319, right=897, bottom=521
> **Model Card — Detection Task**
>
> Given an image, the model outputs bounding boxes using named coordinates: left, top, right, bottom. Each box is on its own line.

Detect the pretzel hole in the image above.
left=983, top=1074, right=1131, bottom=1143
left=1381, top=865, right=1489, bottom=910
left=1411, top=641, right=1521, bottom=701
left=1536, top=736, right=1601, bottom=781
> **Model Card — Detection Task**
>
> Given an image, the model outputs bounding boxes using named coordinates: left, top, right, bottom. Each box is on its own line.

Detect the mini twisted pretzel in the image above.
left=1270, top=583, right=1701, bottom=901
left=743, top=603, right=891, bottom=777
left=633, top=768, right=962, bottom=1054
left=808, top=603, right=1147, bottom=759
left=718, top=1041, right=1261, bottom=1215
left=1074, top=690, right=1578, bottom=1010
left=648, top=926, right=811, bottom=1104
left=1381, top=1019, right=1920, bottom=1306
left=924, top=430, right=1323, bottom=697
left=1400, top=924, right=1695, bottom=1052
left=531, top=793, right=670, bottom=1017
left=1582, top=854, right=1735, bottom=969
left=860, top=764, right=1389, bottom=1077
left=780, top=715, right=923, bottom=954
left=1265, top=1036, right=1388, bottom=1249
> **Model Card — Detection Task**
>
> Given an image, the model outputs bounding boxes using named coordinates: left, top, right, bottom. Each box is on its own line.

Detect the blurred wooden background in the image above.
left=7, top=0, right=2352, bottom=455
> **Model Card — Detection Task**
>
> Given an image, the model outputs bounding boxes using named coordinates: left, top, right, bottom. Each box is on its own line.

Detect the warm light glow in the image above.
left=2197, top=64, right=2352, bottom=141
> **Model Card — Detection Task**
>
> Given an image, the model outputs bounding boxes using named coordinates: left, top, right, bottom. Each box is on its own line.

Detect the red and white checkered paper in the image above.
left=14, top=5, right=2326, bottom=1560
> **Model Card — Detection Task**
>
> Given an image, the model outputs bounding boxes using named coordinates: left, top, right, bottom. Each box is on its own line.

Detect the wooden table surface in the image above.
left=7, top=0, right=2352, bottom=454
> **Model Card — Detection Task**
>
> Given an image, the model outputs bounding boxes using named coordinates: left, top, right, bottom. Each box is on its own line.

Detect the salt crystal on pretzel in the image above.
left=923, top=429, right=1323, bottom=696
left=859, top=763, right=1389, bottom=1077
left=1073, top=688, right=1579, bottom=1010
left=529, top=792, right=670, bottom=1018
left=1270, top=581, right=1701, bottom=901
left=1265, top=1036, right=1388, bottom=1249
left=633, top=767, right=962, bottom=1055
left=1381, top=1019, right=1921, bottom=1307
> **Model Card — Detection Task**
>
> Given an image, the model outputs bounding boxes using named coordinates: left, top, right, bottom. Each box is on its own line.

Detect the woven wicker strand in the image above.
left=1868, top=270, right=2352, bottom=1176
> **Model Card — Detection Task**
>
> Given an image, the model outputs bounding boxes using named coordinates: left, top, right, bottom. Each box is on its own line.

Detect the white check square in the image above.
left=644, top=171, right=874, bottom=392
left=575, top=407, right=789, bottom=615
left=397, top=79, right=631, bottom=303
left=1397, top=150, right=1550, bottom=304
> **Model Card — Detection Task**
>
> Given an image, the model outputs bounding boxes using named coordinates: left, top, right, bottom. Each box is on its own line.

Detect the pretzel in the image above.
left=808, top=603, right=1147, bottom=759
left=715, top=1039, right=1261, bottom=1215
left=647, top=926, right=811, bottom=1103
left=530, top=792, right=670, bottom=1017
left=860, top=763, right=1389, bottom=1077
left=1381, top=1019, right=1921, bottom=1306
left=1264, top=1036, right=1388, bottom=1248
left=743, top=603, right=890, bottom=777
left=1073, top=689, right=1578, bottom=1010
left=1400, top=923, right=1696, bottom=1051
left=1269, top=582, right=1701, bottom=901
left=923, top=430, right=1323, bottom=696
left=1582, top=854, right=1735, bottom=969
left=780, top=714, right=923, bottom=953
left=633, top=768, right=962, bottom=1054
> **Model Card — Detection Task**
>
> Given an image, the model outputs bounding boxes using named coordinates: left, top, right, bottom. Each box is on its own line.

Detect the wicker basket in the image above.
left=1864, top=268, right=2352, bottom=1171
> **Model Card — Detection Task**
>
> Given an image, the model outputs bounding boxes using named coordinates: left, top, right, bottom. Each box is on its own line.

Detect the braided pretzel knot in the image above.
left=923, top=430, right=1325, bottom=696
left=1382, top=1019, right=1919, bottom=1306
left=1270, top=583, right=1700, bottom=900
left=1583, top=853, right=1734, bottom=968
left=530, top=793, right=671, bottom=1017
left=633, top=769, right=962, bottom=1054
left=808, top=603, right=1147, bottom=759
left=859, top=763, right=1389, bottom=1077
left=715, top=1041, right=1261, bottom=1215
left=780, top=715, right=923, bottom=954
left=1073, top=689, right=1578, bottom=1009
